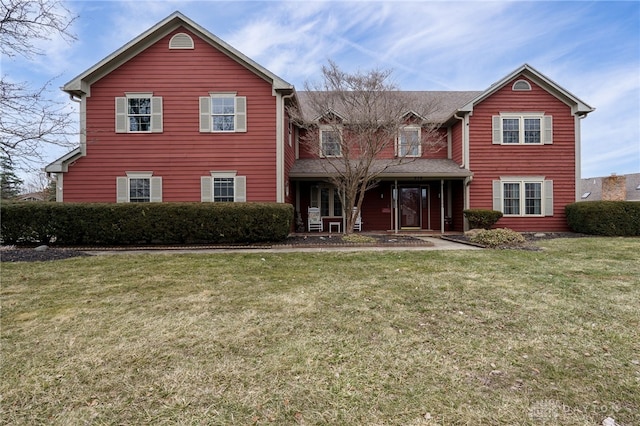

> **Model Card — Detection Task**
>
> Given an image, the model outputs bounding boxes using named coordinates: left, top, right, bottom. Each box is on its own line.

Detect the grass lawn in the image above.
left=1, top=238, right=639, bottom=425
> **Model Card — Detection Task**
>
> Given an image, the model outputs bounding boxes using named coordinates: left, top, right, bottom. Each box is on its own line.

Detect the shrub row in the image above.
left=463, top=209, right=503, bottom=229
left=1, top=202, right=293, bottom=245
left=565, top=201, right=640, bottom=236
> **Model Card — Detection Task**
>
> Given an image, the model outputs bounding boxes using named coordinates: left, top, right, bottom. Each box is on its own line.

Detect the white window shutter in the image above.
left=116, top=177, right=128, bottom=202
left=199, top=97, right=211, bottom=132
left=151, top=97, right=163, bottom=133
left=201, top=176, right=212, bottom=202
left=544, top=180, right=554, bottom=216
left=234, top=176, right=246, bottom=202
left=492, top=116, right=502, bottom=144
left=150, top=177, right=162, bottom=202
left=492, top=180, right=502, bottom=211
left=543, top=116, right=553, bottom=144
left=116, top=97, right=127, bottom=133
left=235, top=96, right=247, bottom=132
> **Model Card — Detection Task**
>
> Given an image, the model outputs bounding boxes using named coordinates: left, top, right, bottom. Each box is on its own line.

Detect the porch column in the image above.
left=394, top=180, right=398, bottom=234
left=440, top=179, right=445, bottom=233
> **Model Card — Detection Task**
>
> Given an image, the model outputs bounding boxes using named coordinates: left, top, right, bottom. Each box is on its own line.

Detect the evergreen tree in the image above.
left=1, top=155, right=23, bottom=199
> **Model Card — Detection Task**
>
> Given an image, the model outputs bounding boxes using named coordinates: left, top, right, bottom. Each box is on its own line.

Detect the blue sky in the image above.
left=6, top=0, right=640, bottom=180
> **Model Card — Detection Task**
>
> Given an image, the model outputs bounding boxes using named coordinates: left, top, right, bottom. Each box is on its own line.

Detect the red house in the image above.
left=46, top=12, right=594, bottom=233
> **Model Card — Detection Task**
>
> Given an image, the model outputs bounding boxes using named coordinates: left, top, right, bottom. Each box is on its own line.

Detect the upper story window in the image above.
left=116, top=172, right=162, bottom=203
left=115, top=94, right=163, bottom=133
left=199, top=93, right=247, bottom=133
left=397, top=126, right=421, bottom=157
left=320, top=127, right=342, bottom=157
left=492, top=113, right=552, bottom=145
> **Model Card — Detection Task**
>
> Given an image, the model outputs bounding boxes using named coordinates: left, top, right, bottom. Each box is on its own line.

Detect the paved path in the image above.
left=84, top=237, right=479, bottom=256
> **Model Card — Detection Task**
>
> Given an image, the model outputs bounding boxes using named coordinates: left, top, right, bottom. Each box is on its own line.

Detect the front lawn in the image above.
left=2, top=238, right=638, bottom=425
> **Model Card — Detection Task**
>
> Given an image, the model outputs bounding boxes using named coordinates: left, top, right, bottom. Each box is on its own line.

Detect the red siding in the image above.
left=467, top=76, right=576, bottom=231
left=63, top=28, right=279, bottom=202
left=451, top=120, right=463, bottom=165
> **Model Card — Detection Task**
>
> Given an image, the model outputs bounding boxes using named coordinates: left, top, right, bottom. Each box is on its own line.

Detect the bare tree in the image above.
left=0, top=0, right=78, bottom=171
left=290, top=61, right=446, bottom=233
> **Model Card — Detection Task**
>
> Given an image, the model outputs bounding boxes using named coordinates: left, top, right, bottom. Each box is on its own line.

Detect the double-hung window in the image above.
left=493, top=178, right=553, bottom=217
left=116, top=172, right=162, bottom=203
left=492, top=113, right=552, bottom=145
left=199, top=93, right=247, bottom=133
left=320, top=127, right=342, bottom=157
left=397, top=126, right=421, bottom=157
left=115, top=93, right=163, bottom=133
left=201, top=171, right=247, bottom=202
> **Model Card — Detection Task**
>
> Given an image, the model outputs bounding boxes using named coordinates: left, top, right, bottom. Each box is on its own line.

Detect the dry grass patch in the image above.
left=2, top=238, right=639, bottom=425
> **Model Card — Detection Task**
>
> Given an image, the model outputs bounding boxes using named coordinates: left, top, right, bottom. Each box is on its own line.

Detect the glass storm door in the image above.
left=400, top=187, right=420, bottom=228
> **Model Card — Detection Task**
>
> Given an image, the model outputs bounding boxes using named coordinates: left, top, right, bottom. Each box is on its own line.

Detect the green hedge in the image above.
left=463, top=209, right=503, bottom=230
left=1, top=202, right=293, bottom=245
left=565, top=201, right=640, bottom=236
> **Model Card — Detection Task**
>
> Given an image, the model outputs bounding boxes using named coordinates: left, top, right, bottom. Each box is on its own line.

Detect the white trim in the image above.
left=169, top=32, right=194, bottom=49
left=276, top=92, right=284, bottom=203
left=512, top=79, right=531, bottom=91
left=497, top=176, right=549, bottom=217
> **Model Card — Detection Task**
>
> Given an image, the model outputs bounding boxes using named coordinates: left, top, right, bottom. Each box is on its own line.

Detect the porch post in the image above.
left=394, top=180, right=398, bottom=234
left=440, top=179, right=445, bottom=233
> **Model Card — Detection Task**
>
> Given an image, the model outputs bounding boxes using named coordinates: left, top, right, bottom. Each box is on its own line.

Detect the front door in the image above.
left=400, top=187, right=420, bottom=228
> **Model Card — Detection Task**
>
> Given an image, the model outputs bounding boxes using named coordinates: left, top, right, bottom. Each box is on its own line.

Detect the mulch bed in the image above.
left=443, top=232, right=591, bottom=251
left=0, top=234, right=431, bottom=263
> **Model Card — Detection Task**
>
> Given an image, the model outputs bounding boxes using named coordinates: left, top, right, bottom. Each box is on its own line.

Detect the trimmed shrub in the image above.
left=463, top=209, right=503, bottom=230
left=470, top=228, right=525, bottom=248
left=565, top=201, right=640, bottom=236
left=0, top=202, right=293, bottom=245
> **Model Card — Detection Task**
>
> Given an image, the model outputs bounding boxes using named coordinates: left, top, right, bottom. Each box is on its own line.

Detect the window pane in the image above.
left=333, top=190, right=342, bottom=217
left=212, top=98, right=235, bottom=114
left=503, top=118, right=519, bottom=144
left=128, top=98, right=151, bottom=115
left=213, top=115, right=234, bottom=131
left=129, top=178, right=150, bottom=202
left=320, top=188, right=329, bottom=217
left=503, top=182, right=520, bottom=215
left=213, top=177, right=234, bottom=202
left=321, top=130, right=341, bottom=156
left=525, top=182, right=542, bottom=214
left=524, top=118, right=541, bottom=144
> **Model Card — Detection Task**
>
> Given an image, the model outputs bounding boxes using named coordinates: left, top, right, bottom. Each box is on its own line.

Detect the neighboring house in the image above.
left=17, top=191, right=47, bottom=202
left=580, top=173, right=640, bottom=202
left=46, top=12, right=594, bottom=232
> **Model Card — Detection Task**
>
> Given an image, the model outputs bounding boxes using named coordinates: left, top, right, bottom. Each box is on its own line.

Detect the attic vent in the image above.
left=512, top=80, right=531, bottom=91
left=169, top=33, right=194, bottom=49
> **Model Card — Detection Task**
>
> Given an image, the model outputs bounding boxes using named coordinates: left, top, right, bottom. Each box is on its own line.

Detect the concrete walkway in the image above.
left=84, top=237, right=479, bottom=256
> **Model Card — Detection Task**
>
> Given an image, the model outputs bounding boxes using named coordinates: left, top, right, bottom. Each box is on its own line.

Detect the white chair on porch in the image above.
left=352, top=207, right=362, bottom=232
left=307, top=207, right=323, bottom=232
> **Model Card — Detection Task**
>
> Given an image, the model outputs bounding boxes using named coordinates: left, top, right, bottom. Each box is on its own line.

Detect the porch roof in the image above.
left=289, top=158, right=473, bottom=179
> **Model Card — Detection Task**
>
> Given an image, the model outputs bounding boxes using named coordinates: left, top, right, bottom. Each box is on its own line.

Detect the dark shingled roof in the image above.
left=295, top=91, right=483, bottom=123
left=289, top=158, right=473, bottom=179
left=580, top=173, right=640, bottom=201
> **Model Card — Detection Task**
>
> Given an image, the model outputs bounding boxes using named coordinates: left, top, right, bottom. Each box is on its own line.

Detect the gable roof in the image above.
left=296, top=90, right=482, bottom=124
left=458, top=63, right=595, bottom=116
left=63, top=11, right=294, bottom=97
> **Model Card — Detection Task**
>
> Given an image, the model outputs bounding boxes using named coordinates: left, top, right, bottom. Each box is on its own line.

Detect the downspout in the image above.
left=52, top=93, right=82, bottom=202
left=575, top=113, right=587, bottom=202
left=440, top=179, right=445, bottom=233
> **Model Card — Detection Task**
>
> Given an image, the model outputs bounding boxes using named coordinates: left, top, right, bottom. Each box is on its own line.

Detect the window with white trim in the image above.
left=492, top=113, right=552, bottom=145
left=320, top=127, right=341, bottom=157
left=493, top=178, right=553, bottom=217
left=116, top=172, right=162, bottom=203
left=397, top=126, right=421, bottom=157
left=310, top=186, right=342, bottom=217
left=115, top=94, right=163, bottom=133
left=201, top=171, right=246, bottom=202
left=199, top=94, right=247, bottom=133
